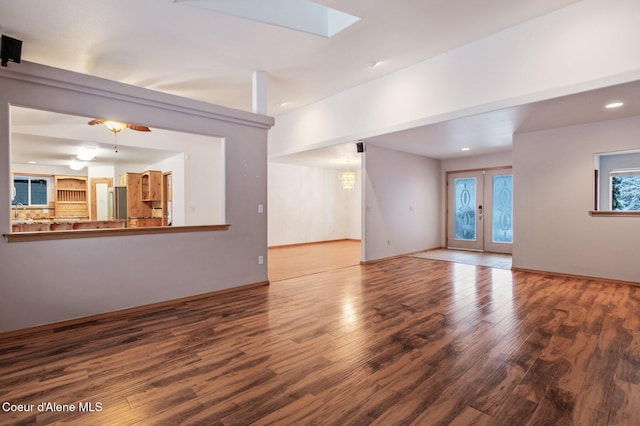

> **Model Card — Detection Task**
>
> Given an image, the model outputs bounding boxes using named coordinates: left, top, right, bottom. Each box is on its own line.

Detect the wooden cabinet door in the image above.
left=142, top=171, right=162, bottom=201
left=126, top=173, right=150, bottom=218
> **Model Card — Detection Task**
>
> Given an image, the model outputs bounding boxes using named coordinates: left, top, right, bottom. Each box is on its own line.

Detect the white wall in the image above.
left=363, top=144, right=440, bottom=261
left=88, top=165, right=115, bottom=181
left=183, top=137, right=224, bottom=226
left=0, top=62, right=273, bottom=333
left=513, top=116, right=640, bottom=282
left=441, top=150, right=513, bottom=174
left=269, top=0, right=640, bottom=158
left=268, top=162, right=361, bottom=246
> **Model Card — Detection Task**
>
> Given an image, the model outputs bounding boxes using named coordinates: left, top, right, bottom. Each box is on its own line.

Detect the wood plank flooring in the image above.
left=1, top=253, right=639, bottom=425
left=268, top=239, right=361, bottom=282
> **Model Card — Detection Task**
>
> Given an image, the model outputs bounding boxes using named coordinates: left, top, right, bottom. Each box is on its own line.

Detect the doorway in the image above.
left=90, top=177, right=113, bottom=221
left=446, top=168, right=513, bottom=254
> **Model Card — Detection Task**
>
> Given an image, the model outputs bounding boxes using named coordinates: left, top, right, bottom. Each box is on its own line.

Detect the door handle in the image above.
left=478, top=204, right=483, bottom=220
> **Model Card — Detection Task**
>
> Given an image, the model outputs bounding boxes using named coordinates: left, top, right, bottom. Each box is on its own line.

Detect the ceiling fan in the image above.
left=88, top=119, right=151, bottom=153
left=88, top=119, right=151, bottom=133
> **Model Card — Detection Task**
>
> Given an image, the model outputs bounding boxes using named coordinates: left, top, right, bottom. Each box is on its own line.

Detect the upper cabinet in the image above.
left=55, top=176, right=88, bottom=218
left=120, top=171, right=164, bottom=225
left=141, top=171, right=162, bottom=202
left=123, top=172, right=148, bottom=218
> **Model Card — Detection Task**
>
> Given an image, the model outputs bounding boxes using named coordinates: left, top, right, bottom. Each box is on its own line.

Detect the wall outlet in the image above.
left=258, top=255, right=264, bottom=265
left=258, top=204, right=264, bottom=213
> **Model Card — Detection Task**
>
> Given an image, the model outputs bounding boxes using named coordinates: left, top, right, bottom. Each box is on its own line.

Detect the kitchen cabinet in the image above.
left=120, top=170, right=165, bottom=228
left=141, top=171, right=162, bottom=201
left=122, top=173, right=151, bottom=219
left=55, top=176, right=88, bottom=218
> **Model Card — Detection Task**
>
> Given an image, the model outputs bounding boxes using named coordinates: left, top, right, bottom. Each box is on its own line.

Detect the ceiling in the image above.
left=0, top=0, right=582, bottom=114
left=2, top=0, right=639, bottom=167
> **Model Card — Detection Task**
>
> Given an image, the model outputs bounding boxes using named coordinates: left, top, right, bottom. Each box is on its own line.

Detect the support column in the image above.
left=252, top=70, right=267, bottom=115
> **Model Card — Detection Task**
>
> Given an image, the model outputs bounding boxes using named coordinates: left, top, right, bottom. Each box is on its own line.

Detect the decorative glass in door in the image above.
left=492, top=175, right=512, bottom=243
left=454, top=177, right=476, bottom=241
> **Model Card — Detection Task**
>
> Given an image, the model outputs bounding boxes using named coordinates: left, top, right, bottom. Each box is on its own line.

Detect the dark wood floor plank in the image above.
left=1, top=242, right=639, bottom=425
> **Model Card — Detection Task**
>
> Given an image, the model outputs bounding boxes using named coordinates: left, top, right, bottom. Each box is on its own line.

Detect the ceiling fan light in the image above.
left=104, top=120, right=127, bottom=133
left=77, top=147, right=98, bottom=161
left=69, top=159, right=87, bottom=170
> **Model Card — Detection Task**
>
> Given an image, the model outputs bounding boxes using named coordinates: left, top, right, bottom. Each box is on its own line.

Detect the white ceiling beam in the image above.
left=268, top=0, right=640, bottom=158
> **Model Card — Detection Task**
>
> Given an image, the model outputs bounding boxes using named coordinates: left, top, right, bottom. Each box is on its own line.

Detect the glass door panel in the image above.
left=447, top=168, right=512, bottom=254
left=448, top=171, right=483, bottom=251
left=491, top=175, right=512, bottom=243
left=484, top=170, right=513, bottom=254
left=454, top=177, right=477, bottom=241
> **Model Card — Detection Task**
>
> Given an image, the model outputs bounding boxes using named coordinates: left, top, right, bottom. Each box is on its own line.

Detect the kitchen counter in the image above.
left=11, top=220, right=126, bottom=233
left=128, top=217, right=163, bottom=228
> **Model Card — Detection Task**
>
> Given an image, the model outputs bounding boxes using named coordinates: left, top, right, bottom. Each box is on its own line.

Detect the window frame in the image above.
left=11, top=175, right=51, bottom=207
left=591, top=150, right=640, bottom=217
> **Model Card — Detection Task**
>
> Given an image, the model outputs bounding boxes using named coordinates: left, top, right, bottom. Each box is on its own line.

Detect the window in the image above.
left=610, top=169, right=640, bottom=211
left=12, top=176, right=49, bottom=206
left=594, top=150, right=640, bottom=212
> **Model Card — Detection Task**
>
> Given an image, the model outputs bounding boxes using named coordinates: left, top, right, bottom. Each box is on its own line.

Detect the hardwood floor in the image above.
left=1, top=254, right=639, bottom=425
left=268, top=239, right=361, bottom=282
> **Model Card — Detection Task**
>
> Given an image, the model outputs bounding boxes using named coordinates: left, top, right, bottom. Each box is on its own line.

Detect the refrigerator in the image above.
left=108, top=186, right=127, bottom=220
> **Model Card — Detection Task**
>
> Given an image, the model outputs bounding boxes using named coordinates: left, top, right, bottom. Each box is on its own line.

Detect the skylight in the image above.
left=175, top=0, right=361, bottom=38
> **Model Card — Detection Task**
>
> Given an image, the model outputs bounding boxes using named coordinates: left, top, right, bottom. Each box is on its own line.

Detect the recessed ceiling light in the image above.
left=461, top=147, right=470, bottom=151
left=605, top=101, right=624, bottom=109
left=27, top=161, right=37, bottom=164
left=368, top=60, right=382, bottom=69
left=280, top=102, right=290, bottom=107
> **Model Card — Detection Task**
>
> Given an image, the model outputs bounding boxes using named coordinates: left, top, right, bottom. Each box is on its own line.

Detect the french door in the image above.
left=447, top=168, right=513, bottom=254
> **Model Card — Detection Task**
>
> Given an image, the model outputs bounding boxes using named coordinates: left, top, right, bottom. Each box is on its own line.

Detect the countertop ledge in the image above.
left=589, top=211, right=640, bottom=217
left=4, top=224, right=230, bottom=242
